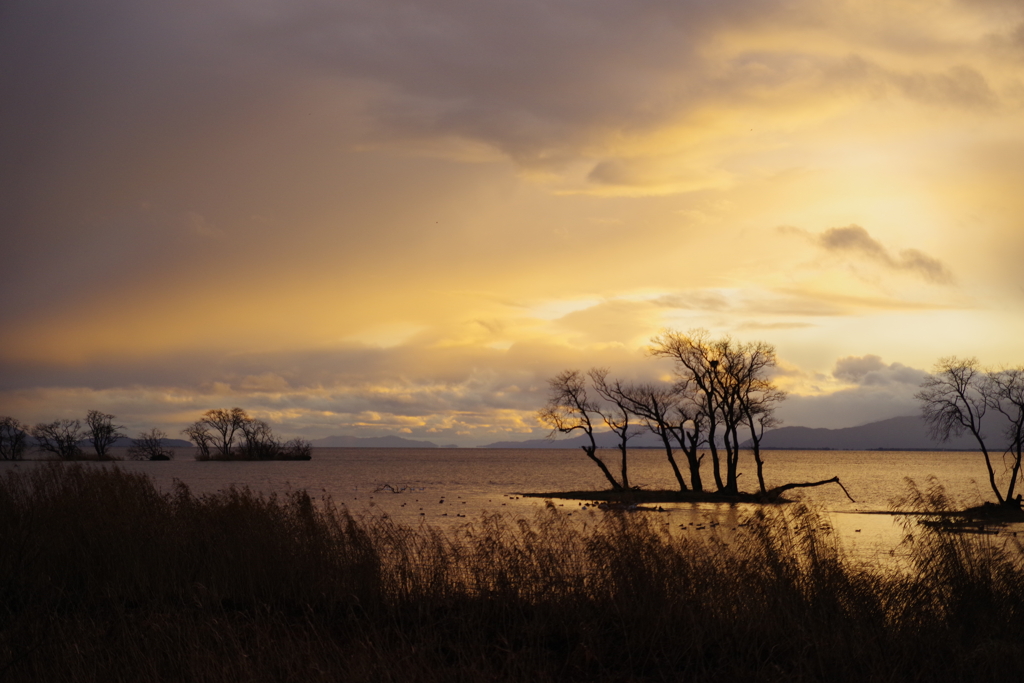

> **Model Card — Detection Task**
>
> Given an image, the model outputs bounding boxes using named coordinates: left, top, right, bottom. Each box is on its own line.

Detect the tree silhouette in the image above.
left=183, top=408, right=310, bottom=460
left=85, top=410, right=125, bottom=460
left=32, top=419, right=84, bottom=460
left=535, top=331, right=855, bottom=502
left=921, top=358, right=1024, bottom=507
left=724, top=341, right=786, bottom=495
left=538, top=369, right=623, bottom=491
left=985, top=368, right=1024, bottom=504
left=183, top=421, right=214, bottom=460
left=917, top=357, right=1002, bottom=503
left=649, top=330, right=784, bottom=495
left=200, top=408, right=248, bottom=459
left=618, top=382, right=693, bottom=491
left=0, top=417, right=28, bottom=461
left=589, top=368, right=643, bottom=491
left=239, top=417, right=280, bottom=460
left=128, top=428, right=175, bottom=461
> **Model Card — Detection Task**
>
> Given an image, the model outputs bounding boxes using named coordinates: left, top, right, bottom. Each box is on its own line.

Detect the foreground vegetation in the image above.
left=2, top=466, right=1024, bottom=682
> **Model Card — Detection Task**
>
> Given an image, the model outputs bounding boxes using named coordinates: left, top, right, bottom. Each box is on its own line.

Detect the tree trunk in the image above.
left=682, top=432, right=703, bottom=493
left=1005, top=441, right=1023, bottom=504
left=721, top=426, right=741, bottom=495
left=658, top=432, right=688, bottom=491
left=753, top=445, right=766, bottom=496
left=707, top=423, right=724, bottom=493
left=671, top=428, right=702, bottom=493
left=617, top=441, right=629, bottom=490
left=969, top=425, right=1003, bottom=505
left=583, top=445, right=623, bottom=491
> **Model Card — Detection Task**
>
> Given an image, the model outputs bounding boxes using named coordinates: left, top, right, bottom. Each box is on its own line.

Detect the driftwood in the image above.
left=763, top=476, right=855, bottom=503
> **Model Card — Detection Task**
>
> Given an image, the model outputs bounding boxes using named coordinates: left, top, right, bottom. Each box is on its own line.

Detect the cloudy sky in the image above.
left=3, top=0, right=1024, bottom=445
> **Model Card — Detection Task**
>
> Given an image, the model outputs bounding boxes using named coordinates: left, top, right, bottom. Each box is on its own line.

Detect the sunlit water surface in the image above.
left=4, top=448, right=1019, bottom=563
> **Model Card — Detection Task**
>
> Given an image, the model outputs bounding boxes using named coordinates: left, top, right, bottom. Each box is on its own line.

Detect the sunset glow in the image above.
left=3, top=0, right=1024, bottom=444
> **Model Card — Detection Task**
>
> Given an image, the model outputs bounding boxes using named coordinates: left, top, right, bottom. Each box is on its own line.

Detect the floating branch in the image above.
left=764, top=476, right=855, bottom=503
left=373, top=483, right=415, bottom=493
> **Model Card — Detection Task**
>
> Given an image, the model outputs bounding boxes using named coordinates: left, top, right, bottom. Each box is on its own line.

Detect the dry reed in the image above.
left=1, top=464, right=1023, bottom=682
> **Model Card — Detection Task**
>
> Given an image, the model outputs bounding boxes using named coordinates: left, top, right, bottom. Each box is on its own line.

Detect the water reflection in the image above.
left=4, top=446, right=1023, bottom=563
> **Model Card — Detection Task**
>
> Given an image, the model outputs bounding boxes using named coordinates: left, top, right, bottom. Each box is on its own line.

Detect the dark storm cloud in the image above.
left=816, top=225, right=955, bottom=284
left=0, top=0, right=997, bottom=292
left=242, top=0, right=784, bottom=167
left=832, top=354, right=928, bottom=386
left=8, top=0, right=999, bottom=197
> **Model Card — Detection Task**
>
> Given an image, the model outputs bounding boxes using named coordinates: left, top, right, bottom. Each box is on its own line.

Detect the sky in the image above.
left=3, top=0, right=1024, bottom=446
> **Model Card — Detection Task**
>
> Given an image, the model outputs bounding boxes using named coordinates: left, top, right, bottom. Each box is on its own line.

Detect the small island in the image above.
left=535, top=332, right=860, bottom=512
left=518, top=475, right=855, bottom=506
left=185, top=408, right=313, bottom=461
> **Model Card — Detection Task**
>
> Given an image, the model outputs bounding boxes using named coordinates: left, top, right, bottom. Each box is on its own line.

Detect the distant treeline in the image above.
left=0, top=408, right=312, bottom=462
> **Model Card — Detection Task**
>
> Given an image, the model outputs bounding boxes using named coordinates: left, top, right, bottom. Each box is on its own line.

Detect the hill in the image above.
left=310, top=435, right=439, bottom=448
left=747, top=415, right=978, bottom=451
left=480, top=415, right=980, bottom=451
left=480, top=431, right=667, bottom=449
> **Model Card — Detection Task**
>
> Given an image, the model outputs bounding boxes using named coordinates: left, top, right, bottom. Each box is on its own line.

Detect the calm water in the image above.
left=3, top=447, right=1017, bottom=561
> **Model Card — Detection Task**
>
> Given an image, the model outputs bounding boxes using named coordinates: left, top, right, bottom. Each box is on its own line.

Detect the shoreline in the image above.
left=516, top=489, right=1024, bottom=523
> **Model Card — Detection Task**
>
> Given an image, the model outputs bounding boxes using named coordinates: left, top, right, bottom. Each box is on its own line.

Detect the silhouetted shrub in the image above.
left=0, top=417, right=28, bottom=460
left=127, top=428, right=175, bottom=460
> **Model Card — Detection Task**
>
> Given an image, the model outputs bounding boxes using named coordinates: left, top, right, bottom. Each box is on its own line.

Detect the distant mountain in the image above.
left=310, top=435, right=439, bottom=448
left=480, top=431, right=668, bottom=449
left=480, top=415, right=982, bottom=451
left=746, top=415, right=979, bottom=451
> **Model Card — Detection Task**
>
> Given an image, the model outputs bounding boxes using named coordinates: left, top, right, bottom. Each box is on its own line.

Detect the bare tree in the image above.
left=740, top=389, right=784, bottom=495
left=239, top=417, right=281, bottom=460
left=668, top=398, right=707, bottom=493
left=714, top=342, right=748, bottom=494
left=916, top=357, right=1002, bottom=503
left=184, top=409, right=308, bottom=461
left=652, top=330, right=789, bottom=496
left=538, top=369, right=623, bottom=491
left=85, top=410, right=126, bottom=460
left=982, top=367, right=1024, bottom=505
left=650, top=330, right=731, bottom=492
left=183, top=421, right=214, bottom=460
left=726, top=341, right=786, bottom=495
left=32, top=419, right=84, bottom=460
left=589, top=368, right=644, bottom=490
left=282, top=438, right=313, bottom=460
left=128, top=428, right=175, bottom=460
left=200, top=408, right=248, bottom=459
left=617, top=381, right=691, bottom=491
left=0, top=417, right=28, bottom=461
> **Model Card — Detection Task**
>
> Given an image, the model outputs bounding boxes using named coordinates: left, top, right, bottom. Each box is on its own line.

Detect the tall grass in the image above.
left=1, top=465, right=1023, bottom=682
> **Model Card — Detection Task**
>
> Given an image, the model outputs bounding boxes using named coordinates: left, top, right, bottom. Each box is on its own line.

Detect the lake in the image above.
left=3, top=447, right=1017, bottom=562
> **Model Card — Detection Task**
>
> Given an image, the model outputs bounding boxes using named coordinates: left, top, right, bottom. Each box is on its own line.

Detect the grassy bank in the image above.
left=1, top=465, right=1023, bottom=682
